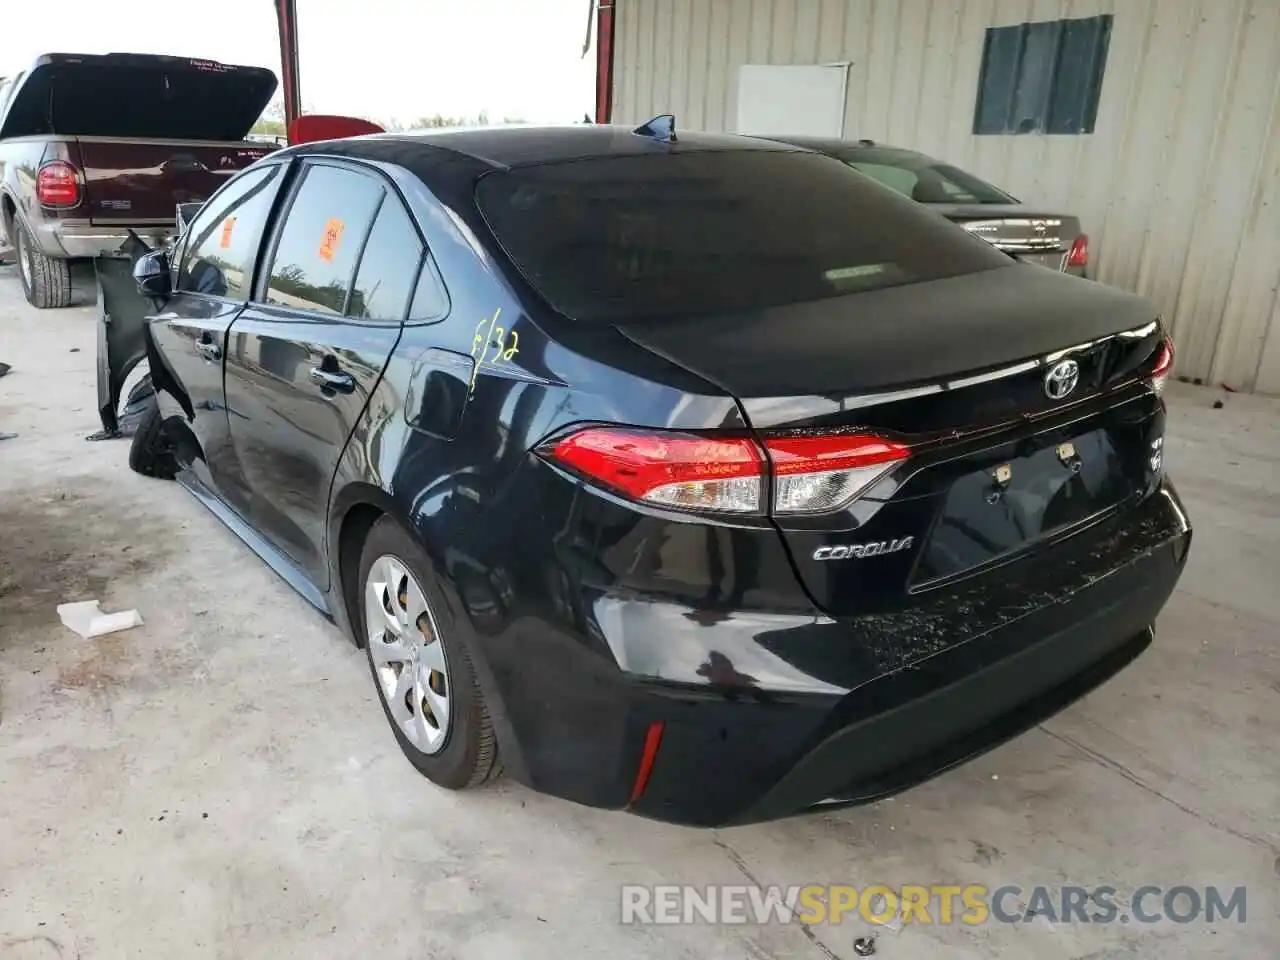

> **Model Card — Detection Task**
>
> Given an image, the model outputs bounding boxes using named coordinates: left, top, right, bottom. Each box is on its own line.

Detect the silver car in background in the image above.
left=767, top=137, right=1089, bottom=277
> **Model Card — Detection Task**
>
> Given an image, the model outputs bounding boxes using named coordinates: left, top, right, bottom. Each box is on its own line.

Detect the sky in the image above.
left=3, top=0, right=597, bottom=124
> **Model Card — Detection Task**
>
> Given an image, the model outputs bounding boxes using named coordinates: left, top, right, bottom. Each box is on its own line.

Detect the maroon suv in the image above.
left=0, top=53, right=278, bottom=308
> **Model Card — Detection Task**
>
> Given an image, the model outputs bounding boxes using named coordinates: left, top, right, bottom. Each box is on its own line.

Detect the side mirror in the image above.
left=133, top=249, right=171, bottom=299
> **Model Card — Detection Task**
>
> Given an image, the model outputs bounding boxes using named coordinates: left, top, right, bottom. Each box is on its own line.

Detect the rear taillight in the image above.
left=544, top=427, right=909, bottom=516
left=765, top=434, right=910, bottom=514
left=36, top=161, right=81, bottom=208
left=547, top=429, right=765, bottom=513
left=1150, top=335, right=1174, bottom=396
left=1066, top=234, right=1089, bottom=268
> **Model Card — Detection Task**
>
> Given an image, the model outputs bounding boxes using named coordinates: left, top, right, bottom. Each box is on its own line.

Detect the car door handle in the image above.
left=196, top=339, right=221, bottom=362
left=309, top=366, right=355, bottom=393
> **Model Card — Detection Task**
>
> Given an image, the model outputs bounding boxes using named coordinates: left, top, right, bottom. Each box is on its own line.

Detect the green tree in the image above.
left=250, top=94, right=287, bottom=136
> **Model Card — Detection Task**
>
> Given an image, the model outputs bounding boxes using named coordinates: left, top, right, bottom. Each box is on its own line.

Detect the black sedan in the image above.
left=102, top=124, right=1189, bottom=826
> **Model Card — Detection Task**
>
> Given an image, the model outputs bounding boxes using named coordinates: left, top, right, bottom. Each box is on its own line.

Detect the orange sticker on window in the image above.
left=318, top=218, right=345, bottom=262
left=219, top=217, right=236, bottom=249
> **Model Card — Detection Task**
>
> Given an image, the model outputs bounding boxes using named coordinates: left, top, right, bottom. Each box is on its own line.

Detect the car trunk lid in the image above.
left=612, top=264, right=1151, bottom=404
left=765, top=386, right=1167, bottom=619
left=927, top=203, right=1084, bottom=271
left=614, top=267, right=1166, bottom=618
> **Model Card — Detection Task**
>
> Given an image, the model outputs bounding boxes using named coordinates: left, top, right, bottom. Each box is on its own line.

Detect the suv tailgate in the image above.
left=0, top=53, right=276, bottom=141
left=76, top=138, right=274, bottom=224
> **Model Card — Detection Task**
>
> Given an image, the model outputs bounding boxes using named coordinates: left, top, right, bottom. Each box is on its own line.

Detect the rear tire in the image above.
left=14, top=218, right=72, bottom=309
left=128, top=396, right=177, bottom=479
left=358, top=516, right=501, bottom=790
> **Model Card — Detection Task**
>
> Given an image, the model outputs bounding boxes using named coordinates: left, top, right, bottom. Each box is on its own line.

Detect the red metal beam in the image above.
left=274, top=0, right=302, bottom=134
left=594, top=0, right=616, bottom=123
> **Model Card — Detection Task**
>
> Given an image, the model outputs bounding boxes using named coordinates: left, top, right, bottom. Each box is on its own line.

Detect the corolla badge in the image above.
left=813, top=537, right=914, bottom=561
left=1044, top=358, right=1080, bottom=400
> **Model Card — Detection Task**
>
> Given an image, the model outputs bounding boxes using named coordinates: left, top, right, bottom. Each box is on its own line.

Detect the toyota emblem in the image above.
left=1044, top=359, right=1080, bottom=400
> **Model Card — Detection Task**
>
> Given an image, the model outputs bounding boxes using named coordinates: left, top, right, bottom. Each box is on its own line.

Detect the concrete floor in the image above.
left=1, top=266, right=1277, bottom=960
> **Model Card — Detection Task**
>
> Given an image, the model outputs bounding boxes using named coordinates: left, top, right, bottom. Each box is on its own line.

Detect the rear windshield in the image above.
left=475, top=150, right=1010, bottom=323
left=843, top=154, right=1015, bottom=205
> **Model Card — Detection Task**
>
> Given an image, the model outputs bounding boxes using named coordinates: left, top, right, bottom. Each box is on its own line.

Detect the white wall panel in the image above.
left=737, top=65, right=849, bottom=136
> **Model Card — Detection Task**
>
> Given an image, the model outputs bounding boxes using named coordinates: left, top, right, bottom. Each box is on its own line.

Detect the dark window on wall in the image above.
left=973, top=15, right=1112, bottom=135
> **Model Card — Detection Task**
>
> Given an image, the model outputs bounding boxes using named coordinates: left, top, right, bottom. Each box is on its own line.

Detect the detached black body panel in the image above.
left=94, top=247, right=153, bottom=435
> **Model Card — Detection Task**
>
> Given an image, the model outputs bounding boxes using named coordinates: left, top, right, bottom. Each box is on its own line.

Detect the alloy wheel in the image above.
left=364, top=555, right=451, bottom=754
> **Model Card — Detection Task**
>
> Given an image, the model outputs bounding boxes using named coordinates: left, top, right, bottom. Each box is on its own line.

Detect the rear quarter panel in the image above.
left=322, top=161, right=820, bottom=799
left=324, top=163, right=752, bottom=639
left=0, top=137, right=71, bottom=250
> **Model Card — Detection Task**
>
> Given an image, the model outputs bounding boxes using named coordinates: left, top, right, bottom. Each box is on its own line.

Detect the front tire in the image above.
left=128, top=393, right=177, bottom=479
left=14, top=219, right=72, bottom=309
left=358, top=517, right=500, bottom=789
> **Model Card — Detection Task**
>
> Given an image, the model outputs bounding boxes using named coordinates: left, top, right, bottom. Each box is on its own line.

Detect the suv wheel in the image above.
left=15, top=219, right=73, bottom=309
left=359, top=517, right=501, bottom=789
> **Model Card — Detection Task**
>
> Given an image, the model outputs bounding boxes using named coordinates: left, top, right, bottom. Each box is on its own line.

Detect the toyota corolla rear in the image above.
left=471, top=140, right=1191, bottom=826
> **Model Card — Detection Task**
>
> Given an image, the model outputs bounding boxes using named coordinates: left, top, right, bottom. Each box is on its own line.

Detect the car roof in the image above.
left=289, top=124, right=807, bottom=170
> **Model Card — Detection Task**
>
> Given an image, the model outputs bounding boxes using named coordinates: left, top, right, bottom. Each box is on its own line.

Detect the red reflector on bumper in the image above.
left=628, top=721, right=666, bottom=804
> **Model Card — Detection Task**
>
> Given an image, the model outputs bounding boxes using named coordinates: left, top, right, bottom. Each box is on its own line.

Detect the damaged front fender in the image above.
left=94, top=234, right=159, bottom=436
left=93, top=240, right=153, bottom=435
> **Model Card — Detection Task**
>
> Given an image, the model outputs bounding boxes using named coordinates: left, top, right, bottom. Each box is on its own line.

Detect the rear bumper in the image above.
left=484, top=481, right=1190, bottom=826
left=733, top=621, right=1154, bottom=825
left=34, top=220, right=174, bottom=260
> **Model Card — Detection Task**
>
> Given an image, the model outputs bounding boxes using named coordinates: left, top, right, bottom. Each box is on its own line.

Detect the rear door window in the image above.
left=263, top=164, right=384, bottom=315
left=176, top=164, right=285, bottom=299
left=348, top=196, right=423, bottom=322
left=408, top=258, right=450, bottom=322
left=475, top=150, right=1010, bottom=323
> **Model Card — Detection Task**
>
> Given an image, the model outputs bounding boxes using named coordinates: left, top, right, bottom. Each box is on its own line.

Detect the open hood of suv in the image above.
left=1, top=53, right=278, bottom=141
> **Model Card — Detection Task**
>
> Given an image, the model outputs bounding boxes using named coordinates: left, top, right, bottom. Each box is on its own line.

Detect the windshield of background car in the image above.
left=475, top=150, right=1012, bottom=323
left=843, top=153, right=1016, bottom=205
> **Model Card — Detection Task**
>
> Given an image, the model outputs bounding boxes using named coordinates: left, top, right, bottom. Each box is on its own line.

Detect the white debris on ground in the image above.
left=56, top=600, right=144, bottom=639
